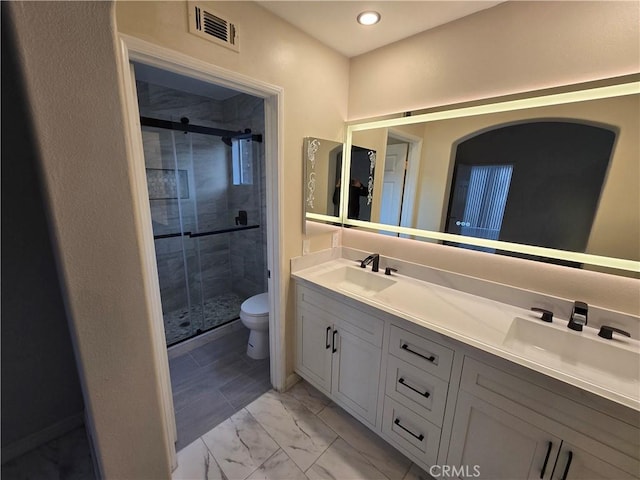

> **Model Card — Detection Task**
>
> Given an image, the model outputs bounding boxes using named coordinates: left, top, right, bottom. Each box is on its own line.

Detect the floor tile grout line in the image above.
left=302, top=434, right=340, bottom=475
left=313, top=402, right=401, bottom=480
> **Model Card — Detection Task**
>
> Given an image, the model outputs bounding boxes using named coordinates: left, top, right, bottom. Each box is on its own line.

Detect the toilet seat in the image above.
left=240, top=292, right=269, bottom=319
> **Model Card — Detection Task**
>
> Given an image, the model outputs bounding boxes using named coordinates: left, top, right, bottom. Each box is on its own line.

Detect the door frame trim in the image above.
left=115, top=34, right=285, bottom=469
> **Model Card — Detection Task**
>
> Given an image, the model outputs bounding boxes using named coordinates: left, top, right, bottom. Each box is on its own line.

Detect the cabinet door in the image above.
left=448, top=391, right=561, bottom=480
left=551, top=443, right=639, bottom=480
left=331, top=327, right=381, bottom=426
left=296, top=305, right=333, bottom=395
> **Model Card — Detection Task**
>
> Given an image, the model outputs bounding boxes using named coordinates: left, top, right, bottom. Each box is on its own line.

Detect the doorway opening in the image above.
left=134, top=63, right=267, bottom=347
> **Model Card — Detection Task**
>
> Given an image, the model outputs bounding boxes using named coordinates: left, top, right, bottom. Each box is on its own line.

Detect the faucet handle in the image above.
left=384, top=267, right=398, bottom=276
left=598, top=326, right=631, bottom=340
left=568, top=300, right=588, bottom=331
left=531, top=307, right=553, bottom=323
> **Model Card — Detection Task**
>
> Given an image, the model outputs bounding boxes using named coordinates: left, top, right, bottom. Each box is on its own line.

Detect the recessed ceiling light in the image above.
left=357, top=11, right=381, bottom=26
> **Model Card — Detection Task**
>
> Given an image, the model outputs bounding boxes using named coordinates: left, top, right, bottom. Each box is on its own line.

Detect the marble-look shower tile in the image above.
left=318, top=403, right=412, bottom=480
left=201, top=409, right=279, bottom=480
left=246, top=449, right=308, bottom=480
left=245, top=390, right=337, bottom=472
left=172, top=438, right=225, bottom=480
left=306, top=437, right=388, bottom=480
left=285, top=381, right=330, bottom=415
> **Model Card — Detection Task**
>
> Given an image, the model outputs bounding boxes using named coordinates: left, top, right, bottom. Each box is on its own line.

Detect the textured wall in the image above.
left=1, top=7, right=84, bottom=457
left=7, top=2, right=172, bottom=477
left=349, top=1, right=640, bottom=119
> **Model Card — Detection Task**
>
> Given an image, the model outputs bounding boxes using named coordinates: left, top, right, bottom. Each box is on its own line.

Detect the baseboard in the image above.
left=283, top=373, right=301, bottom=392
left=1, top=412, right=84, bottom=464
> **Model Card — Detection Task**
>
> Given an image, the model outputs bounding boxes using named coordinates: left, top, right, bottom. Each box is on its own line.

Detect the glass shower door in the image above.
left=142, top=124, right=266, bottom=346
left=142, top=126, right=200, bottom=345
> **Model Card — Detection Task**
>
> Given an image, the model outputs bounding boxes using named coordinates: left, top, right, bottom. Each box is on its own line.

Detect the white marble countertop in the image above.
left=292, top=257, right=640, bottom=412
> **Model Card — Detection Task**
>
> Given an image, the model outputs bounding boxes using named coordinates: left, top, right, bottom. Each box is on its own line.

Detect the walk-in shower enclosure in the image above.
left=135, top=64, right=267, bottom=346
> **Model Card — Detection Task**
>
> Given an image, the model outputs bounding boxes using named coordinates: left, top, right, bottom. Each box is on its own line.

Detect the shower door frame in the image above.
left=116, top=34, right=285, bottom=468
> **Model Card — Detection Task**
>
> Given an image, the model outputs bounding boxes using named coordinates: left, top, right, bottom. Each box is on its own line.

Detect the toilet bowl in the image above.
left=239, top=292, right=269, bottom=359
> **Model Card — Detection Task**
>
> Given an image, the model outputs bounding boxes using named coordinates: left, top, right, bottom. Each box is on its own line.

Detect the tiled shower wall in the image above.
left=136, top=80, right=266, bottom=322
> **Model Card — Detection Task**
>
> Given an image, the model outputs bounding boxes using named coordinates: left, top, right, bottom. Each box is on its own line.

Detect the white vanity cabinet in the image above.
left=448, top=357, right=640, bottom=480
left=292, top=275, right=640, bottom=479
left=295, top=284, right=383, bottom=426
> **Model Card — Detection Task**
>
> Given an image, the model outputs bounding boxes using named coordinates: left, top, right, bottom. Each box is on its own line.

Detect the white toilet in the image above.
left=239, top=292, right=270, bottom=359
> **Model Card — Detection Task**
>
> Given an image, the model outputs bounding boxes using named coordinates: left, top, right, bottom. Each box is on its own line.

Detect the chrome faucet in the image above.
left=360, top=253, right=380, bottom=272
left=568, top=301, right=588, bottom=331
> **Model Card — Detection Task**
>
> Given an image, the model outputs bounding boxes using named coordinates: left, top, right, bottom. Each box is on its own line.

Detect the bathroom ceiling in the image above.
left=258, top=1, right=505, bottom=58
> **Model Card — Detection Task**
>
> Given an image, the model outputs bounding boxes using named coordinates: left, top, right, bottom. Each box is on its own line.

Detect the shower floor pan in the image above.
left=164, top=292, right=244, bottom=346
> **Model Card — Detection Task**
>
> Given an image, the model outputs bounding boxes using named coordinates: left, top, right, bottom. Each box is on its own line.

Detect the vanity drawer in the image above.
left=385, top=356, right=449, bottom=427
left=298, top=285, right=384, bottom=347
left=389, top=325, right=453, bottom=381
left=382, top=396, right=441, bottom=466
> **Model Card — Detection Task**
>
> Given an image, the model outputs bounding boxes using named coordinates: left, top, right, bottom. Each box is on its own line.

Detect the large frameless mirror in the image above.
left=343, top=75, right=640, bottom=277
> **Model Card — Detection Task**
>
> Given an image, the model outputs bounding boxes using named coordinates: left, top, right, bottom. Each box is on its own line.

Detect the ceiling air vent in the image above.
left=188, top=2, right=239, bottom=52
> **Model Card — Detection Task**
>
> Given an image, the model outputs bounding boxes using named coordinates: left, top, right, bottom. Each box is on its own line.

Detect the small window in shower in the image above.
left=232, top=138, right=253, bottom=185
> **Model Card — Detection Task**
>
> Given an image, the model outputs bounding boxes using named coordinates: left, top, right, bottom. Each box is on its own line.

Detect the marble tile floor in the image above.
left=169, top=326, right=272, bottom=451
left=173, top=380, right=434, bottom=480
left=0, top=427, right=96, bottom=480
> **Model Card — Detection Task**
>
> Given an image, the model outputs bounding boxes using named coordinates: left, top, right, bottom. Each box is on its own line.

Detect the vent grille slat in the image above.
left=188, top=2, right=238, bottom=51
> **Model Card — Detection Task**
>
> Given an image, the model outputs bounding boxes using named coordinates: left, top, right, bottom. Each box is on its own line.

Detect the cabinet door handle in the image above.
left=398, top=377, right=430, bottom=398
left=325, top=326, right=331, bottom=349
left=540, top=441, right=553, bottom=479
left=560, top=451, right=573, bottom=480
left=401, top=343, right=435, bottom=363
left=394, top=418, right=424, bottom=441
left=332, top=329, right=338, bottom=353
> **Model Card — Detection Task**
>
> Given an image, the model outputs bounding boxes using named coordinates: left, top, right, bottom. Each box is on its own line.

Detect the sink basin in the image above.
left=503, top=317, right=640, bottom=383
left=314, top=266, right=396, bottom=297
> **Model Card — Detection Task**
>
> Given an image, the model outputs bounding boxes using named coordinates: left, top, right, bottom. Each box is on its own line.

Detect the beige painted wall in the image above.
left=9, top=0, right=349, bottom=477
left=344, top=0, right=640, bottom=314
left=349, top=1, right=640, bottom=120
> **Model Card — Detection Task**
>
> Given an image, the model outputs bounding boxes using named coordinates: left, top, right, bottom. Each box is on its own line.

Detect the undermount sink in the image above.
left=503, top=317, right=640, bottom=383
left=314, top=265, right=396, bottom=296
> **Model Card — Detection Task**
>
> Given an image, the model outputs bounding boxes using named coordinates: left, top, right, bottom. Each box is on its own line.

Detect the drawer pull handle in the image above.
left=332, top=329, right=338, bottom=353
left=325, top=326, right=331, bottom=349
left=401, top=343, right=435, bottom=363
left=394, top=418, right=424, bottom=441
left=560, top=451, right=573, bottom=480
left=540, top=441, right=552, bottom=479
left=399, top=377, right=430, bottom=398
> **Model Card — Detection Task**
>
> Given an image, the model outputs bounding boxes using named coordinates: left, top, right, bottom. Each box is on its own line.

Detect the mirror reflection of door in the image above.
left=380, top=143, right=409, bottom=231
